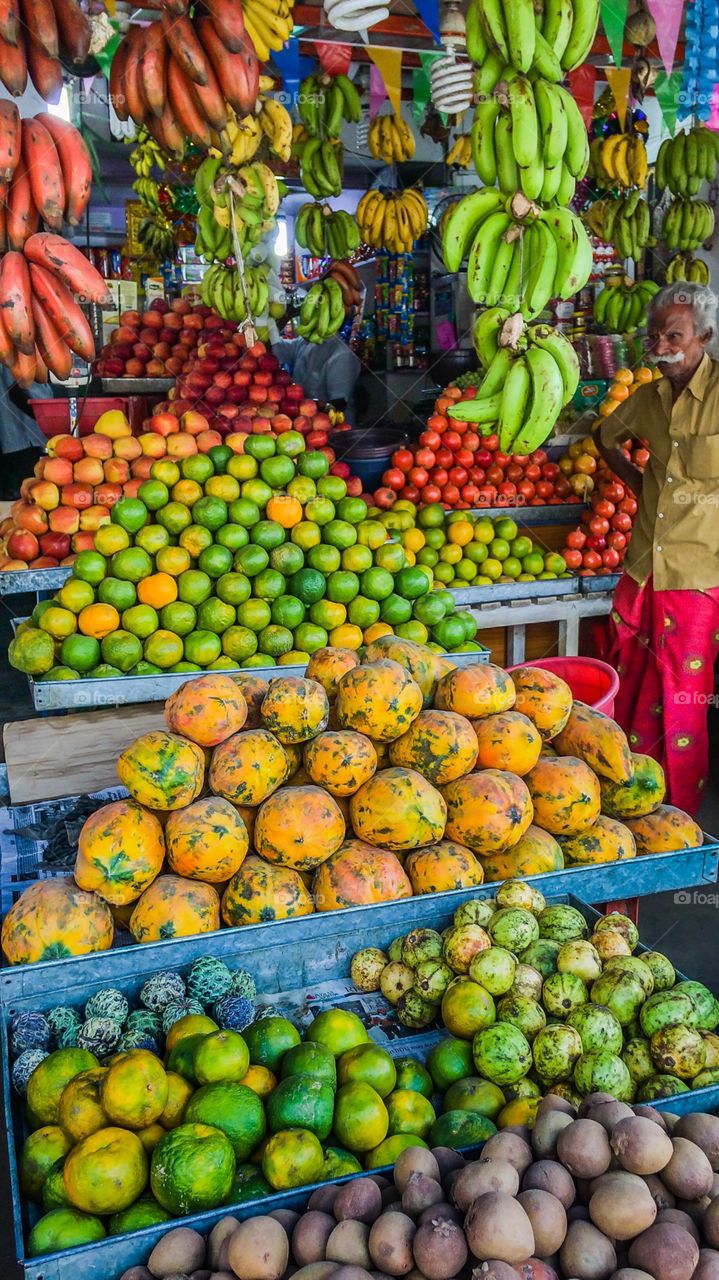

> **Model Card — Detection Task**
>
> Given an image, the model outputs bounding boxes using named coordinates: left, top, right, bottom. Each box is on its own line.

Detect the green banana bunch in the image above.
left=656, top=126, right=719, bottom=196
left=128, top=128, right=166, bottom=177
left=662, top=197, right=715, bottom=251
left=593, top=278, right=660, bottom=333
left=132, top=176, right=162, bottom=212
left=200, top=262, right=272, bottom=322
left=194, top=158, right=283, bottom=263
left=297, top=277, right=346, bottom=343
left=470, top=70, right=587, bottom=200
left=137, top=216, right=175, bottom=260
left=446, top=312, right=580, bottom=453
left=295, top=202, right=361, bottom=259
left=442, top=189, right=592, bottom=318
left=665, top=252, right=711, bottom=285
left=583, top=192, right=654, bottom=261
left=298, top=138, right=343, bottom=199
left=298, top=72, right=362, bottom=140
left=465, top=0, right=600, bottom=76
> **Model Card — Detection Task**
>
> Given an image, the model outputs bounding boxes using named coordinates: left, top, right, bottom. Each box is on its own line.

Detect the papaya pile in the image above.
left=2, top=641, right=704, bottom=966
left=353, top=883, right=719, bottom=1114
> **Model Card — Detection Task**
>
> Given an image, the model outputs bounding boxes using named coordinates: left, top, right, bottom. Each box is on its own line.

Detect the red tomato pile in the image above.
left=371, top=387, right=584, bottom=511
left=561, top=440, right=646, bottom=575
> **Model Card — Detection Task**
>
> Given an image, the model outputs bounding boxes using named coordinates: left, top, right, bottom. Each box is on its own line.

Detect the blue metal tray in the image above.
left=450, top=577, right=580, bottom=605
left=581, top=573, right=621, bottom=594
left=0, top=566, right=71, bottom=596
left=4, top=890, right=719, bottom=1280
left=3, top=840, right=717, bottom=1001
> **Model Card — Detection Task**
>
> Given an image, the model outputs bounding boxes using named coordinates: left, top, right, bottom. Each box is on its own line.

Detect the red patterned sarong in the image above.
left=608, top=574, right=719, bottom=816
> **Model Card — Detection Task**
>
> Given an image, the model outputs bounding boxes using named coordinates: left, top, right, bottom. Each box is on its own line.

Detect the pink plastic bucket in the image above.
left=507, top=656, right=620, bottom=716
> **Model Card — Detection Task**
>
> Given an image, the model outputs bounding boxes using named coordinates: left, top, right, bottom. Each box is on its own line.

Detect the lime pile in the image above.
left=390, top=506, right=571, bottom=588
left=9, top=436, right=481, bottom=680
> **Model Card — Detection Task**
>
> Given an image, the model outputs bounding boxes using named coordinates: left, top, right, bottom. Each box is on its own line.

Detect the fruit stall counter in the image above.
left=4, top=893, right=719, bottom=1280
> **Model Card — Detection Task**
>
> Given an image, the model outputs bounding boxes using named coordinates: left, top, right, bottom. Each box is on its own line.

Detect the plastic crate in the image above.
left=29, top=397, right=129, bottom=438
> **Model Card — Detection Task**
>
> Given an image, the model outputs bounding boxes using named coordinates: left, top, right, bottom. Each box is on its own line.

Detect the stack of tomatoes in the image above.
left=372, top=388, right=583, bottom=511
left=561, top=451, right=643, bottom=575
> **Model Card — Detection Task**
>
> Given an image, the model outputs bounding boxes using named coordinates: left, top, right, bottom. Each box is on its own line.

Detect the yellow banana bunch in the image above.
left=446, top=134, right=473, bottom=168
left=368, top=113, right=415, bottom=164
left=356, top=188, right=428, bottom=253
left=240, top=0, right=294, bottom=61
left=665, top=252, right=711, bottom=285
left=257, top=97, right=293, bottom=163
left=221, top=113, right=263, bottom=165
left=588, top=133, right=648, bottom=190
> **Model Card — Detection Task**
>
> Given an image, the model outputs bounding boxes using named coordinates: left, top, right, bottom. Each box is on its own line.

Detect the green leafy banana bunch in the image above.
left=199, top=261, right=271, bottom=323
left=662, top=197, right=715, bottom=252
left=194, top=155, right=282, bottom=263
left=128, top=128, right=166, bottom=178
left=447, top=306, right=580, bottom=454
left=298, top=72, right=362, bottom=138
left=588, top=133, right=648, bottom=190
left=656, top=127, right=719, bottom=196
left=297, top=138, right=344, bottom=199
left=465, top=0, right=600, bottom=80
left=442, top=188, right=592, bottom=320
left=665, top=252, right=711, bottom=285
left=295, top=203, right=360, bottom=259
left=593, top=278, right=659, bottom=334
left=132, top=176, right=162, bottom=213
left=472, top=68, right=588, bottom=203
left=583, top=192, right=654, bottom=261
left=137, top=216, right=175, bottom=260
left=297, top=277, right=346, bottom=343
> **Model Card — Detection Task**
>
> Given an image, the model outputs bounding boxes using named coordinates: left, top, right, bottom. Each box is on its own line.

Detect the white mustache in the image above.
left=646, top=350, right=685, bottom=365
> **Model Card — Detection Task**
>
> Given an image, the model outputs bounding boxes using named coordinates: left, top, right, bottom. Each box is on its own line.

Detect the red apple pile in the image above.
left=370, top=387, right=584, bottom=511
left=560, top=438, right=645, bottom=576
left=93, top=298, right=224, bottom=380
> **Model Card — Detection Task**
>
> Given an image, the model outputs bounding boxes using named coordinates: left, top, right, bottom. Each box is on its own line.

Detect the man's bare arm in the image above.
left=592, top=426, right=644, bottom=497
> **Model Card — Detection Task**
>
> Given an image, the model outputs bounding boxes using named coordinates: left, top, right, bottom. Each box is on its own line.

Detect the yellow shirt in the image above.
left=599, top=354, right=719, bottom=591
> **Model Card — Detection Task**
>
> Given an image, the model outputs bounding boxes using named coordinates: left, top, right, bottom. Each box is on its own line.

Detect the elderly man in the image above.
left=594, top=281, right=719, bottom=816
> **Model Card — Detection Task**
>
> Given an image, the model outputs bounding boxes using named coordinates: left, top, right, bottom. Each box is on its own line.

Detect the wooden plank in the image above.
left=3, top=703, right=166, bottom=805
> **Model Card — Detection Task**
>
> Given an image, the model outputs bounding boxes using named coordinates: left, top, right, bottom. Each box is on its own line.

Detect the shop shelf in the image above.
left=581, top=573, right=622, bottom=594
left=4, top=890, right=719, bottom=1280
left=8, top=629, right=490, bottom=711
left=0, top=567, right=72, bottom=597
left=100, top=377, right=175, bottom=394
left=449, top=577, right=580, bottom=605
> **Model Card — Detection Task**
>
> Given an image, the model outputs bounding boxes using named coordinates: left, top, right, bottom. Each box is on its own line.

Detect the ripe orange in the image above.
left=138, top=572, right=178, bottom=609
left=78, top=603, right=120, bottom=639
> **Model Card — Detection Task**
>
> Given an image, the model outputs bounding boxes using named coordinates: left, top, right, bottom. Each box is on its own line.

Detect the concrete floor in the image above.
left=0, top=596, right=717, bottom=1277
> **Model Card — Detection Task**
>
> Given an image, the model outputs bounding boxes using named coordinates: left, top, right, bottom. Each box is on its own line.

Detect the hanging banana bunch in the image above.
left=588, top=133, right=649, bottom=190
left=368, top=113, right=415, bottom=163
left=298, top=72, right=363, bottom=138
left=356, top=189, right=429, bottom=252
left=297, top=138, right=344, bottom=198
left=656, top=126, right=719, bottom=196
left=448, top=306, right=580, bottom=454
left=200, top=261, right=272, bottom=322
left=464, top=0, right=600, bottom=76
left=446, top=134, right=473, bottom=168
left=665, top=252, right=711, bottom=284
left=297, top=277, right=346, bottom=342
left=584, top=192, right=654, bottom=261
left=295, top=203, right=361, bottom=258
left=662, top=197, right=715, bottom=251
left=256, top=76, right=294, bottom=163
left=593, top=278, right=660, bottom=333
left=442, top=188, right=592, bottom=317
left=470, top=69, right=589, bottom=203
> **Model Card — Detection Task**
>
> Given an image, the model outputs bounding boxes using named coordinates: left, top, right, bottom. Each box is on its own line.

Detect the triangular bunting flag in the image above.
left=567, top=64, right=597, bottom=127
left=369, top=62, right=387, bottom=118
left=600, top=0, right=628, bottom=67
left=412, top=63, right=431, bottom=123
left=366, top=45, right=402, bottom=119
left=413, top=0, right=441, bottom=45
left=654, top=68, right=683, bottom=135
left=646, top=0, right=683, bottom=75
left=605, top=64, right=632, bottom=129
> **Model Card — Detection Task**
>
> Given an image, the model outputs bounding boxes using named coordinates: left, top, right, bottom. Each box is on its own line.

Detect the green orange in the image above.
left=386, top=1088, right=436, bottom=1139
left=193, top=1031, right=250, bottom=1085
left=122, top=605, right=159, bottom=640
left=337, top=1043, right=397, bottom=1098
left=306, top=1009, right=369, bottom=1057
left=135, top=525, right=171, bottom=557
left=111, top=497, right=148, bottom=533
left=60, top=633, right=100, bottom=673
left=156, top=546, right=192, bottom=577
left=150, top=1123, right=234, bottom=1215
left=333, top=1082, right=388, bottom=1152
left=94, top=525, right=130, bottom=557
left=261, top=1128, right=324, bottom=1191
left=266, top=1076, right=334, bottom=1139
left=216, top=573, right=252, bottom=606
left=393, top=1057, right=434, bottom=1097
left=236, top=599, right=272, bottom=631
left=56, top=578, right=95, bottom=613
left=184, top=630, right=222, bottom=666
left=72, top=551, right=107, bottom=585
left=160, top=602, right=197, bottom=636
left=143, top=630, right=184, bottom=669
left=101, top=631, right=143, bottom=672
left=243, top=1016, right=300, bottom=1072
left=222, top=627, right=258, bottom=662
left=179, top=525, right=214, bottom=558
left=258, top=624, right=293, bottom=657
left=110, top=547, right=152, bottom=584
left=216, top=524, right=250, bottom=552
left=177, top=569, right=213, bottom=605
left=197, top=598, right=236, bottom=634
left=157, top=502, right=192, bottom=535
left=426, top=1036, right=475, bottom=1091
